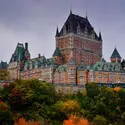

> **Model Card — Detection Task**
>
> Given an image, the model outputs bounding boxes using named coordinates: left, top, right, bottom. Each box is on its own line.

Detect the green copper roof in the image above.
left=57, top=64, right=67, bottom=72
left=0, top=61, right=8, bottom=69
left=23, top=56, right=56, bottom=71
left=101, top=58, right=106, bottom=62
left=10, top=43, right=25, bottom=62
left=121, top=59, right=125, bottom=67
left=53, top=47, right=62, bottom=57
left=91, top=61, right=124, bottom=72
left=110, top=48, right=121, bottom=58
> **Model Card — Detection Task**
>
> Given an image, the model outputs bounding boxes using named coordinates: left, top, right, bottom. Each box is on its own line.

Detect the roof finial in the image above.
left=70, top=3, right=72, bottom=14
left=56, top=26, right=59, bottom=37
left=99, top=29, right=102, bottom=41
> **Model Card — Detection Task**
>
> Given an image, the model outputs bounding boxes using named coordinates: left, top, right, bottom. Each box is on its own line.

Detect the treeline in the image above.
left=0, top=80, right=125, bottom=125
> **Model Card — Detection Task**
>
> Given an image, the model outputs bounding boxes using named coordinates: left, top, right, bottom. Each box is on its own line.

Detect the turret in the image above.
left=110, top=47, right=121, bottom=63
left=121, top=59, right=125, bottom=70
left=98, top=31, right=102, bottom=41
left=53, top=47, right=63, bottom=65
left=55, top=26, right=59, bottom=37
left=101, top=57, right=106, bottom=62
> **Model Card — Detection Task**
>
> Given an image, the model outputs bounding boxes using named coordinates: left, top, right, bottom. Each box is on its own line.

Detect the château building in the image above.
left=7, top=11, right=125, bottom=85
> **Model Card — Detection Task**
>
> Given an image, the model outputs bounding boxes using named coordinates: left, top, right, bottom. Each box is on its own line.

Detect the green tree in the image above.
left=0, top=101, right=13, bottom=125
left=93, top=115, right=107, bottom=125
left=0, top=70, right=10, bottom=80
left=85, top=82, right=101, bottom=98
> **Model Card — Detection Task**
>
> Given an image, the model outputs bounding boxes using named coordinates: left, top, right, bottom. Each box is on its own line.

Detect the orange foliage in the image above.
left=113, top=87, right=120, bottom=92
left=61, top=100, right=80, bottom=112
left=14, top=118, right=39, bottom=125
left=0, top=101, right=8, bottom=110
left=63, top=115, right=89, bottom=125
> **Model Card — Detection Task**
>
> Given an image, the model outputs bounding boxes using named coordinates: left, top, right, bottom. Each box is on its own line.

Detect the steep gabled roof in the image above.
left=59, top=12, right=100, bottom=40
left=10, top=43, right=25, bottom=63
left=53, top=47, right=62, bottom=57
left=110, top=48, right=121, bottom=58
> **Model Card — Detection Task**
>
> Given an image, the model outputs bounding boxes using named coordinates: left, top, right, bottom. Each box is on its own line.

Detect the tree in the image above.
left=14, top=118, right=39, bottom=125
left=0, top=101, right=12, bottom=125
left=63, top=115, right=89, bottom=125
left=93, top=115, right=107, bottom=125
left=86, top=82, right=101, bottom=98
left=61, top=100, right=80, bottom=116
left=0, top=70, right=10, bottom=80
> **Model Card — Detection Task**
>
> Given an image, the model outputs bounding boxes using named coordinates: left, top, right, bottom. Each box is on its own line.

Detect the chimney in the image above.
left=25, top=42, right=28, bottom=50
left=38, top=54, right=41, bottom=58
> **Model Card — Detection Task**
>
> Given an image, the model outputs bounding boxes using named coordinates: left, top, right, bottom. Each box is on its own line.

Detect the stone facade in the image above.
left=7, top=11, right=125, bottom=84
left=56, top=12, right=102, bottom=65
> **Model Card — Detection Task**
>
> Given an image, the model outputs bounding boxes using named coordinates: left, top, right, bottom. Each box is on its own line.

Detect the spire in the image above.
left=99, top=31, right=102, bottom=41
left=56, top=26, right=59, bottom=37
left=110, top=47, right=121, bottom=59
left=101, top=57, right=106, bottom=62
left=70, top=3, right=72, bottom=14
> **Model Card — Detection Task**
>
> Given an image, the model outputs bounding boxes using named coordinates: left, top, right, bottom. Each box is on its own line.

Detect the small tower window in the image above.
left=77, top=24, right=81, bottom=34
left=63, top=25, right=66, bottom=35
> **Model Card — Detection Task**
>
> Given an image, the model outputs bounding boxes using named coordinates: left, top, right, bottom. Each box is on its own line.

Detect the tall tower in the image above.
left=55, top=12, right=102, bottom=65
left=110, top=47, right=121, bottom=63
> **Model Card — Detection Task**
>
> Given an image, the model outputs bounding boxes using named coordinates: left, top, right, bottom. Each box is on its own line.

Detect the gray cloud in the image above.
left=0, top=0, right=125, bottom=62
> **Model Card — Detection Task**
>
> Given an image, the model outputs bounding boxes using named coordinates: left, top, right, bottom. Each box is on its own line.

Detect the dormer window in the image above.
left=114, top=65, right=119, bottom=71
left=84, top=26, right=88, bottom=37
left=91, top=28, right=95, bottom=39
left=24, top=65, right=27, bottom=70
left=91, top=33, right=95, bottom=39
left=63, top=25, right=66, bottom=35
left=77, top=24, right=81, bottom=34
left=30, top=62, right=32, bottom=69
left=103, top=64, right=108, bottom=71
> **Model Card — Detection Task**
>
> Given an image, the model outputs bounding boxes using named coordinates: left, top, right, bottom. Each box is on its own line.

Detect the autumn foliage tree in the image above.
left=0, top=70, right=10, bottom=80
left=14, top=118, right=39, bottom=125
left=63, top=115, right=89, bottom=125
left=113, top=87, right=120, bottom=92
left=61, top=100, right=80, bottom=116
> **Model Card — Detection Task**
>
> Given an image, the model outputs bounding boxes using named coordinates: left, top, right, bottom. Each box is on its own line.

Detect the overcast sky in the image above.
left=0, top=0, right=125, bottom=62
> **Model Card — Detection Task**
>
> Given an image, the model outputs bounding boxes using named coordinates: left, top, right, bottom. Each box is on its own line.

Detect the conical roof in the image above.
left=55, top=26, right=59, bottom=37
left=110, top=48, right=121, bottom=58
left=53, top=47, right=62, bottom=57
left=101, top=57, right=106, bottom=62
left=98, top=31, right=102, bottom=41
